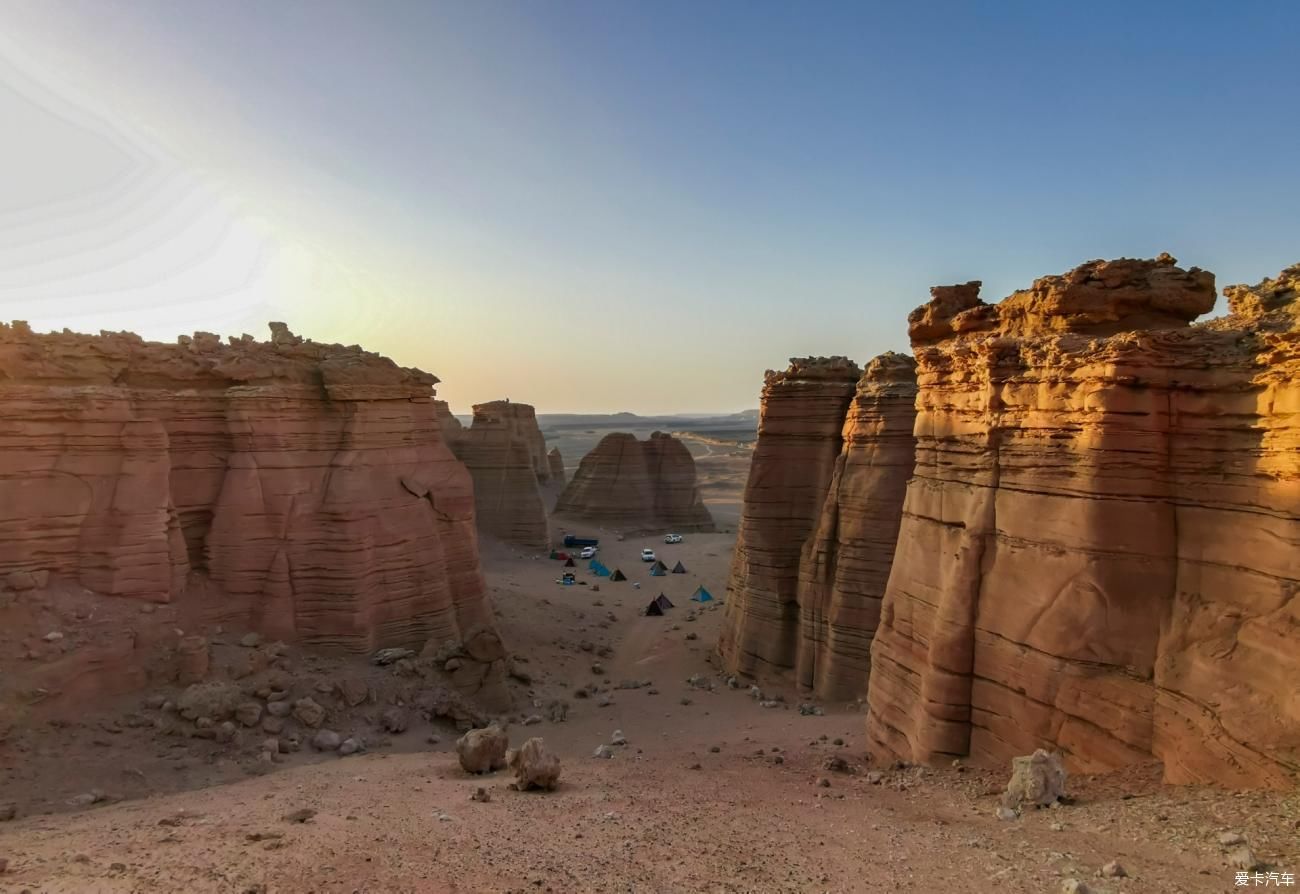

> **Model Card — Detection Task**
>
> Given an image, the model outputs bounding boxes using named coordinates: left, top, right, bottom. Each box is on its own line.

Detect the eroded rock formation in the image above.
left=554, top=432, right=714, bottom=532
left=434, top=400, right=464, bottom=441
left=452, top=402, right=550, bottom=549
left=0, top=321, right=495, bottom=654
left=471, top=400, right=550, bottom=482
left=793, top=353, right=918, bottom=700
left=547, top=447, right=565, bottom=483
left=866, top=256, right=1300, bottom=788
left=716, top=357, right=862, bottom=680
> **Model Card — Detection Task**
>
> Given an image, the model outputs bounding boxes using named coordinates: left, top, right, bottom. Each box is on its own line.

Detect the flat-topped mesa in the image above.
left=717, top=357, right=862, bottom=684
left=451, top=400, right=550, bottom=550
left=554, top=431, right=714, bottom=532
left=793, top=352, right=918, bottom=701
left=867, top=256, right=1300, bottom=789
left=0, top=321, right=495, bottom=656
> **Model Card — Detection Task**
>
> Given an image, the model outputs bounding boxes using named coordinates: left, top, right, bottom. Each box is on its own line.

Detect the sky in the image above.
left=1, top=1, right=1297, bottom=414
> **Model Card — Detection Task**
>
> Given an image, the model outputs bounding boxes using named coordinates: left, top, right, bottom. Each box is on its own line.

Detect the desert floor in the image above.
left=1, top=475, right=1296, bottom=893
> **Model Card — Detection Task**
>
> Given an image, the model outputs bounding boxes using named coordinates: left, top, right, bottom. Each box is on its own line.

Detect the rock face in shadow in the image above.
left=434, top=400, right=464, bottom=441
left=866, top=256, right=1300, bottom=789
left=472, top=400, right=550, bottom=482
left=451, top=401, right=551, bottom=550
left=716, top=357, right=862, bottom=682
left=554, top=432, right=714, bottom=532
left=0, top=321, right=496, bottom=655
left=793, top=353, right=918, bottom=700
left=547, top=447, right=565, bottom=483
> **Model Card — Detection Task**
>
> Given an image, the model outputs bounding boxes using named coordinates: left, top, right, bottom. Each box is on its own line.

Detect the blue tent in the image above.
left=649, top=565, right=666, bottom=577
left=592, top=561, right=611, bottom=577
left=691, top=586, right=714, bottom=602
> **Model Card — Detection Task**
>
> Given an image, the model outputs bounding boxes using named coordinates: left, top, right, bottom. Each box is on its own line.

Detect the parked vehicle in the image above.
left=664, top=534, right=683, bottom=544
left=563, top=535, right=600, bottom=548
left=641, top=548, right=656, bottom=562
left=579, top=546, right=598, bottom=559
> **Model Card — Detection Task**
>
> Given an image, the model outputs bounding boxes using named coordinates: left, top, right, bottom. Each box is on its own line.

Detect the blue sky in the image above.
left=1, top=1, right=1296, bottom=412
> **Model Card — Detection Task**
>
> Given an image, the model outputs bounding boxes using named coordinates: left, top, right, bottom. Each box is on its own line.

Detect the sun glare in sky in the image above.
left=2, top=2, right=1298, bottom=413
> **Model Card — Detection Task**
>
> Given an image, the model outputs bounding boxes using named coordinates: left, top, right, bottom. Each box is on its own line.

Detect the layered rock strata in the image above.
left=554, top=432, right=714, bottom=532
left=547, top=447, right=565, bottom=483
left=452, top=402, right=550, bottom=549
left=0, top=321, right=495, bottom=654
left=866, top=256, right=1300, bottom=788
left=793, top=353, right=918, bottom=700
left=469, top=401, right=550, bottom=482
left=716, top=358, right=862, bottom=680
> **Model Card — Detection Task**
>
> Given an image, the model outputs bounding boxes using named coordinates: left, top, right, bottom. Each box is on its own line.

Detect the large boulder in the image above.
left=1002, top=749, right=1067, bottom=809
left=456, top=724, right=509, bottom=774
left=177, top=681, right=242, bottom=721
left=509, top=737, right=561, bottom=791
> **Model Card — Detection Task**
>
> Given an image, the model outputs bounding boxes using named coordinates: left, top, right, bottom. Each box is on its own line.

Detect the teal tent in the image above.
left=593, top=561, right=611, bottom=577
left=690, top=586, right=714, bottom=602
left=649, top=565, right=666, bottom=577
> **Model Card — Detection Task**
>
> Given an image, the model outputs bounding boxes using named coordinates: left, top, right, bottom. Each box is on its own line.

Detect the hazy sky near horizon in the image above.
left=1, top=2, right=1297, bottom=413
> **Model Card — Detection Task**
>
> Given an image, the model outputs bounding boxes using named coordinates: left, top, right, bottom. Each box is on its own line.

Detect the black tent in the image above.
left=564, top=557, right=576, bottom=568
left=655, top=593, right=674, bottom=610
left=609, top=568, right=627, bottom=582
left=671, top=560, right=687, bottom=574
left=643, top=598, right=664, bottom=616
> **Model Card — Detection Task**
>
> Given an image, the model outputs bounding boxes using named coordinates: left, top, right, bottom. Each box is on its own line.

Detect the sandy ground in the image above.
left=2, top=480, right=1297, bottom=892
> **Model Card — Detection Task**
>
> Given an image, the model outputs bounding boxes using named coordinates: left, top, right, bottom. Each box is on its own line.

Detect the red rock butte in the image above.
left=0, top=321, right=495, bottom=654
left=555, top=432, right=715, bottom=533
left=444, top=400, right=552, bottom=550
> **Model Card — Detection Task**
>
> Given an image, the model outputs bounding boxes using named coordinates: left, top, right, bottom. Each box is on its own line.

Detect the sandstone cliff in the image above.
left=469, top=400, right=550, bottom=482
left=866, top=256, right=1300, bottom=788
left=793, top=353, right=917, bottom=700
left=547, top=447, right=565, bottom=483
left=434, top=400, right=464, bottom=441
left=716, top=357, right=862, bottom=680
left=0, top=322, right=495, bottom=654
left=452, top=401, right=550, bottom=549
left=554, top=432, right=714, bottom=532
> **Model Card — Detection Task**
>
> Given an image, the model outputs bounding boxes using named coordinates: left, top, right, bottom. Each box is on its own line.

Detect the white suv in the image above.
left=640, top=548, right=656, bottom=562
left=663, top=534, right=683, bottom=544
left=579, top=546, right=598, bottom=559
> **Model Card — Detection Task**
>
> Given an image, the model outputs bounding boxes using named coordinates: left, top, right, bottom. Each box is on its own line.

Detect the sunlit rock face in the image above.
left=555, top=431, right=714, bottom=532
left=867, top=256, right=1300, bottom=789
left=0, top=321, right=495, bottom=654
